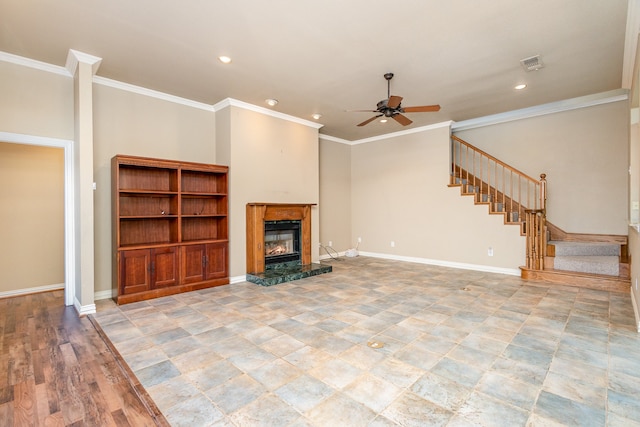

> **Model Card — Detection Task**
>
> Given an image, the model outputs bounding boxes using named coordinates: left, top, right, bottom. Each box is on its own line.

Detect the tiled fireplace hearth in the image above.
left=246, top=203, right=331, bottom=286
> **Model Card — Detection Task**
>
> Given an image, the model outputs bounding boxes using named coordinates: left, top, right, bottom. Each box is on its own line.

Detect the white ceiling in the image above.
left=0, top=0, right=632, bottom=141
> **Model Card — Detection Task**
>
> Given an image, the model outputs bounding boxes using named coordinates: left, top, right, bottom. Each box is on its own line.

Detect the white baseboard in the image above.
left=74, top=297, right=96, bottom=316
left=0, top=283, right=64, bottom=299
left=94, top=289, right=116, bottom=301
left=358, top=251, right=521, bottom=276
left=230, top=275, right=247, bottom=284
left=631, top=288, right=640, bottom=333
left=319, top=251, right=346, bottom=260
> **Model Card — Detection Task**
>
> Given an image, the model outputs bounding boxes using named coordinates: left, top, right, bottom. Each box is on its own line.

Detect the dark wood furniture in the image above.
left=112, top=155, right=228, bottom=304
left=246, top=203, right=314, bottom=274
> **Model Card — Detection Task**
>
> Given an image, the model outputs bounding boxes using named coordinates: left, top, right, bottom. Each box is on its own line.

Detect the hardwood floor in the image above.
left=0, top=290, right=168, bottom=426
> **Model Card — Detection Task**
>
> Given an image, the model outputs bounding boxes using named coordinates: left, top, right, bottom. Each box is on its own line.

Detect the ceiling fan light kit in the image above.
left=354, top=73, right=440, bottom=127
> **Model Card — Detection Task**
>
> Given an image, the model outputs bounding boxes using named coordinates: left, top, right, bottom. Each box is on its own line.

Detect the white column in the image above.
left=66, top=49, right=101, bottom=315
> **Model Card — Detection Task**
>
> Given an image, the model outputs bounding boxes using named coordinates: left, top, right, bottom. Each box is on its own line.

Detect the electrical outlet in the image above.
left=328, top=241, right=332, bottom=247
left=391, top=241, right=395, bottom=247
left=633, top=201, right=639, bottom=210
left=357, top=237, right=362, bottom=243
left=488, top=247, right=494, bottom=256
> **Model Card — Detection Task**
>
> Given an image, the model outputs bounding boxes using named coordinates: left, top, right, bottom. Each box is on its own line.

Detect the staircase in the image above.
left=450, top=135, right=630, bottom=293
left=521, top=223, right=630, bottom=293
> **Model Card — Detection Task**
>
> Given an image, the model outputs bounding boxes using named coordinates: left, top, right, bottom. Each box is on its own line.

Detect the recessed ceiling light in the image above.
left=380, top=118, right=388, bottom=123
left=312, top=113, right=322, bottom=120
left=265, top=98, right=278, bottom=107
left=218, top=56, right=232, bottom=64
left=514, top=84, right=527, bottom=90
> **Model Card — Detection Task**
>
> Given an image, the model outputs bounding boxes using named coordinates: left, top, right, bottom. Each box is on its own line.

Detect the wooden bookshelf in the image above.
left=112, top=155, right=229, bottom=304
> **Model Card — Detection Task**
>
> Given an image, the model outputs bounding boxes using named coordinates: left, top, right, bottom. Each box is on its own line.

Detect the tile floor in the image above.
left=93, top=257, right=640, bottom=426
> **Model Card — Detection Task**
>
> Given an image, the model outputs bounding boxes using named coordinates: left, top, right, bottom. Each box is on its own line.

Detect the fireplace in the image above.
left=264, top=220, right=301, bottom=266
left=246, top=203, right=331, bottom=286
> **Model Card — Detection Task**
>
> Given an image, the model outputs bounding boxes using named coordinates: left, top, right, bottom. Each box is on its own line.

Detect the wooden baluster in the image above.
left=502, top=164, right=505, bottom=211
left=525, top=211, right=533, bottom=268
left=465, top=144, right=469, bottom=184
left=509, top=170, right=513, bottom=220
left=518, top=175, right=522, bottom=221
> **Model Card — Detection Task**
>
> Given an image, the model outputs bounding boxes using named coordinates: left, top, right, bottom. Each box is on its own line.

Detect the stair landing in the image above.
left=520, top=267, right=630, bottom=293
left=521, top=239, right=630, bottom=293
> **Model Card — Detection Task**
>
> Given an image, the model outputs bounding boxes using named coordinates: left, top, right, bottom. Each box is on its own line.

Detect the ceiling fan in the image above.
left=353, top=73, right=440, bottom=127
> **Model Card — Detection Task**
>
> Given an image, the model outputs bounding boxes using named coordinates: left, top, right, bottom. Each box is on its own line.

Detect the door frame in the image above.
left=0, top=131, right=75, bottom=306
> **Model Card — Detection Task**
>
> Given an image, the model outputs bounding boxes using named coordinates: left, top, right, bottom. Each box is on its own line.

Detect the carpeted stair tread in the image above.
left=548, top=241, right=620, bottom=256
left=553, top=255, right=619, bottom=276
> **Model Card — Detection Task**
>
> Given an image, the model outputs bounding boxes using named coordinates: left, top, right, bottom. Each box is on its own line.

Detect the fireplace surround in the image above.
left=246, top=203, right=331, bottom=285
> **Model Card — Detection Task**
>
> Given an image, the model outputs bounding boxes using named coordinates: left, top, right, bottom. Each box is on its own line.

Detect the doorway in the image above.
left=0, top=132, right=75, bottom=306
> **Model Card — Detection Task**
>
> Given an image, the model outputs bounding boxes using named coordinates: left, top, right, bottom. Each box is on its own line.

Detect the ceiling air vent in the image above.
left=520, top=55, right=544, bottom=72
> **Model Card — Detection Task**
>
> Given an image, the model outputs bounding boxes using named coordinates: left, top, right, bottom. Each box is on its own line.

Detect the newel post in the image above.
left=539, top=173, right=547, bottom=213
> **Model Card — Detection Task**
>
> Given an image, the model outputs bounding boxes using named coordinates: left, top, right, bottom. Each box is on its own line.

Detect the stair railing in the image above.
left=450, top=135, right=547, bottom=269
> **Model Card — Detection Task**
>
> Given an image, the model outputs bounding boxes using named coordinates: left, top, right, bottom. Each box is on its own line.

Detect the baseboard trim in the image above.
left=74, top=297, right=97, bottom=317
left=320, top=251, right=346, bottom=260
left=230, top=275, right=247, bottom=284
left=0, top=283, right=64, bottom=299
left=94, top=289, right=115, bottom=301
left=358, top=252, right=521, bottom=276
left=631, top=288, right=640, bottom=333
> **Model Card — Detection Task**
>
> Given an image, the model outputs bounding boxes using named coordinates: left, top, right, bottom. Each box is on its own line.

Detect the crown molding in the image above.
left=213, top=98, right=324, bottom=129
left=0, top=50, right=70, bottom=76
left=65, top=49, right=102, bottom=76
left=0, top=50, right=323, bottom=127
left=93, top=76, right=214, bottom=111
left=319, top=134, right=351, bottom=144
left=451, top=89, right=629, bottom=132
left=320, top=121, right=453, bottom=146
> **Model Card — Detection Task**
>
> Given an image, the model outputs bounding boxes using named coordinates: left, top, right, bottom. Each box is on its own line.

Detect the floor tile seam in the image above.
left=268, top=377, right=341, bottom=420
left=349, top=378, right=434, bottom=421
left=525, top=320, right=600, bottom=423
left=468, top=386, right=537, bottom=418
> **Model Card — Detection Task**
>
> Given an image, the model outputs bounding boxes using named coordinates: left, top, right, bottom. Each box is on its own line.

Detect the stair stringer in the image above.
left=449, top=167, right=527, bottom=235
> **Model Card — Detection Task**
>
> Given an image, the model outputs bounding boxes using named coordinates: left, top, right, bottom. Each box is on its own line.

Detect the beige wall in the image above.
left=0, top=143, right=65, bottom=291
left=0, top=61, right=71, bottom=295
left=455, top=101, right=629, bottom=235
left=350, top=124, right=526, bottom=270
left=0, top=61, right=73, bottom=139
left=629, top=113, right=640, bottom=330
left=92, top=84, right=216, bottom=295
left=319, top=139, right=351, bottom=253
left=218, top=106, right=320, bottom=277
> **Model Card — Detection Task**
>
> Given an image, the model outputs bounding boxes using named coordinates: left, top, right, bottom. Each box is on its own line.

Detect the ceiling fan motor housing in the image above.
left=355, top=72, right=439, bottom=127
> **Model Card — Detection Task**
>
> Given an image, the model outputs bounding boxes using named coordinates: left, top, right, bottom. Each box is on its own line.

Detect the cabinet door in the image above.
left=181, top=244, right=206, bottom=284
left=205, top=242, right=228, bottom=280
left=120, top=249, right=151, bottom=295
left=151, top=246, right=178, bottom=289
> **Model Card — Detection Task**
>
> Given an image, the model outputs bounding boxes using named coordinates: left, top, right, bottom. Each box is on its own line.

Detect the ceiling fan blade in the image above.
left=357, top=115, right=383, bottom=127
left=387, top=95, right=403, bottom=109
left=392, top=114, right=412, bottom=126
left=402, top=104, right=441, bottom=113
left=347, top=109, right=379, bottom=112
